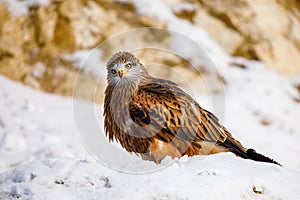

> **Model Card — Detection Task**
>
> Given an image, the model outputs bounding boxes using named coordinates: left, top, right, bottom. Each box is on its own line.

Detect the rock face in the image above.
left=0, top=0, right=299, bottom=100
left=173, top=0, right=300, bottom=75
left=0, top=0, right=165, bottom=100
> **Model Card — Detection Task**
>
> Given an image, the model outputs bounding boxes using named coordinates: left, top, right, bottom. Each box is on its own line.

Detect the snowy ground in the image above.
left=1, top=154, right=299, bottom=200
left=1, top=0, right=300, bottom=199
left=0, top=76, right=86, bottom=172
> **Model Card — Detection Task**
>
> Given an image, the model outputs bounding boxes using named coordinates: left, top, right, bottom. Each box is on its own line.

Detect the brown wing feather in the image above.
left=129, top=78, right=243, bottom=156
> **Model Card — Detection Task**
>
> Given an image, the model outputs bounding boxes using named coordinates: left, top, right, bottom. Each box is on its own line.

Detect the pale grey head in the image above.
left=106, top=52, right=149, bottom=86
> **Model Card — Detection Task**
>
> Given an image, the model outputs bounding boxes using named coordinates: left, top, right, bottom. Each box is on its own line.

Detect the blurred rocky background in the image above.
left=0, top=0, right=300, bottom=102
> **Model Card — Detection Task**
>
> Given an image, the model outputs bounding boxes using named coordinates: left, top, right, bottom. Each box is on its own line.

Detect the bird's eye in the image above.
left=111, top=69, right=117, bottom=74
left=125, top=63, right=132, bottom=69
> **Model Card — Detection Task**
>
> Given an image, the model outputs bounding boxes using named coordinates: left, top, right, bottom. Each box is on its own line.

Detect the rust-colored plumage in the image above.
left=104, top=52, right=280, bottom=165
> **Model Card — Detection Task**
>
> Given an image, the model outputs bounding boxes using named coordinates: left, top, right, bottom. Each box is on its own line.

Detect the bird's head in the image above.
left=106, top=52, right=147, bottom=86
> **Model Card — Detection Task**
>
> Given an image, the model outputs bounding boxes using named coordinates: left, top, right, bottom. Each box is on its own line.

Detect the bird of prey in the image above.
left=104, top=51, right=280, bottom=165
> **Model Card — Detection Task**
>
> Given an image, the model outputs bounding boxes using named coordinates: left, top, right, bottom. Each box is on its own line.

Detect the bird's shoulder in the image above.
left=134, top=78, right=194, bottom=103
left=138, top=78, right=178, bottom=93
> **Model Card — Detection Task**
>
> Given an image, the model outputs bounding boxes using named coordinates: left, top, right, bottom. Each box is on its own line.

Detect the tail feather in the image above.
left=246, top=149, right=281, bottom=166
left=221, top=138, right=281, bottom=166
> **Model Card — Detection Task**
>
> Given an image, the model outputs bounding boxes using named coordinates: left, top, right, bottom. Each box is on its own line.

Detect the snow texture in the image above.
left=1, top=155, right=299, bottom=200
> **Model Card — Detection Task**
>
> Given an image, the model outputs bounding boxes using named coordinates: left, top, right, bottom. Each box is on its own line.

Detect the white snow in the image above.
left=0, top=0, right=300, bottom=199
left=0, top=76, right=85, bottom=172
left=223, top=59, right=300, bottom=170
left=0, top=155, right=299, bottom=200
left=63, top=48, right=105, bottom=77
left=0, top=0, right=50, bottom=17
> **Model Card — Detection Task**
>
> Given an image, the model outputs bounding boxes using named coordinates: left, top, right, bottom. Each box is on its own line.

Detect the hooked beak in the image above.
left=118, top=68, right=127, bottom=77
